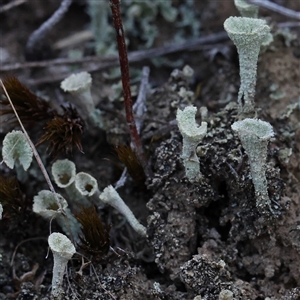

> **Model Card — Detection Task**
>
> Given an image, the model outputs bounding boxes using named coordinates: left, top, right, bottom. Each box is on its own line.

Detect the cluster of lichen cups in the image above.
left=177, top=10, right=274, bottom=212
left=0, top=1, right=278, bottom=298
left=0, top=143, right=146, bottom=299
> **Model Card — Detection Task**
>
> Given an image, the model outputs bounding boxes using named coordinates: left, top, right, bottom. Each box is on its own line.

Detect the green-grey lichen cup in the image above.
left=224, top=17, right=270, bottom=114
left=231, top=118, right=274, bottom=211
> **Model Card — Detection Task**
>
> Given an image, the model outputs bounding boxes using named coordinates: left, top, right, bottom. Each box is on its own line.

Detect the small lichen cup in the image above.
left=48, top=232, right=76, bottom=300
left=224, top=17, right=270, bottom=114
left=234, top=0, right=259, bottom=18
left=61, top=72, right=93, bottom=116
left=176, top=106, right=207, bottom=183
left=75, top=172, right=99, bottom=197
left=60, top=72, right=103, bottom=127
left=51, top=159, right=91, bottom=208
left=231, top=118, right=274, bottom=211
left=33, top=190, right=81, bottom=242
left=74, top=171, right=103, bottom=206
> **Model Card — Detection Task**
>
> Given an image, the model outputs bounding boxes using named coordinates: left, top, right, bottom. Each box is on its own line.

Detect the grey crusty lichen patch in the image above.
left=180, top=254, right=232, bottom=296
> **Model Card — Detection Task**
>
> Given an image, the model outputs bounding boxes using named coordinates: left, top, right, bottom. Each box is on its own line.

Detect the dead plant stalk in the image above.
left=109, top=0, right=151, bottom=178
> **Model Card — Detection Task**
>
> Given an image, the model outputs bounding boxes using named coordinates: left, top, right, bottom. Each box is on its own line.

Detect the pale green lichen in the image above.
left=75, top=172, right=98, bottom=197
left=2, top=130, right=33, bottom=171
left=88, top=0, right=115, bottom=55
left=231, top=118, right=274, bottom=211
left=177, top=106, right=207, bottom=183
left=224, top=17, right=270, bottom=114
left=60, top=72, right=93, bottom=117
left=51, top=159, right=91, bottom=208
left=100, top=185, right=146, bottom=237
left=48, top=232, right=76, bottom=300
left=88, top=0, right=200, bottom=53
left=234, top=0, right=259, bottom=18
left=33, top=190, right=81, bottom=242
left=52, top=159, right=76, bottom=188
left=61, top=72, right=104, bottom=128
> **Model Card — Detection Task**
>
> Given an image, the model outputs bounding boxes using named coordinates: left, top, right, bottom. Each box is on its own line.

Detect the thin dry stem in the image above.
left=110, top=0, right=151, bottom=178
left=246, top=0, right=300, bottom=20
left=10, top=237, right=47, bottom=266
left=0, top=0, right=27, bottom=13
left=0, top=32, right=228, bottom=73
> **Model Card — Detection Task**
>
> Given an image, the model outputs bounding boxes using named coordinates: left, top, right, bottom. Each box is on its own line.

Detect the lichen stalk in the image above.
left=224, top=17, right=270, bottom=113
left=231, top=118, right=274, bottom=211
left=100, top=185, right=146, bottom=237
left=177, top=106, right=207, bottom=183
left=48, top=233, right=75, bottom=300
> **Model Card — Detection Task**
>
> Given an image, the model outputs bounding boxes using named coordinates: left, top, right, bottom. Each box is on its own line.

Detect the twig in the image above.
left=278, top=21, right=300, bottom=28
left=0, top=32, right=228, bottom=73
left=114, top=66, right=150, bottom=189
left=25, top=0, right=73, bottom=58
left=0, top=0, right=27, bottom=13
left=0, top=79, right=63, bottom=210
left=109, top=0, right=151, bottom=178
left=114, top=168, right=128, bottom=190
left=53, top=30, right=93, bottom=50
left=246, top=0, right=300, bottom=20
left=10, top=237, right=47, bottom=266
left=20, top=35, right=227, bottom=86
left=142, top=119, right=178, bottom=141
left=133, top=66, right=150, bottom=134
left=0, top=55, right=117, bottom=71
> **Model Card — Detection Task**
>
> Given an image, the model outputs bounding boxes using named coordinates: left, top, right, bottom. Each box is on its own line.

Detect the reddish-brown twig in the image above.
left=109, top=0, right=151, bottom=178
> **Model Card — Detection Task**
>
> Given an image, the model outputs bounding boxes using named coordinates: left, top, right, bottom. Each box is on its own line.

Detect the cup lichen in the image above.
left=224, top=17, right=270, bottom=114
left=234, top=0, right=259, bottom=18
left=48, top=232, right=76, bottom=300
left=231, top=118, right=274, bottom=211
left=176, top=106, right=207, bottom=182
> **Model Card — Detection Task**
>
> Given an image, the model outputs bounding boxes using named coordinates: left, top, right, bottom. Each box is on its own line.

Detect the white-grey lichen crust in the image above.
left=234, top=0, right=259, bottom=18
left=60, top=71, right=95, bottom=119
left=48, top=232, right=76, bottom=300
left=2, top=130, right=33, bottom=171
left=231, top=118, right=274, bottom=140
left=100, top=185, right=147, bottom=237
left=33, top=190, right=67, bottom=219
left=231, top=118, right=274, bottom=211
left=48, top=232, right=76, bottom=259
left=75, top=172, right=98, bottom=196
left=33, top=190, right=81, bottom=241
left=177, top=106, right=207, bottom=182
left=60, top=71, right=92, bottom=94
left=224, top=17, right=270, bottom=112
left=52, top=159, right=76, bottom=188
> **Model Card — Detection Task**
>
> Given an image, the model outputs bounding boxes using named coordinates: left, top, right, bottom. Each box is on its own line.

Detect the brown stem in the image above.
left=109, top=0, right=151, bottom=178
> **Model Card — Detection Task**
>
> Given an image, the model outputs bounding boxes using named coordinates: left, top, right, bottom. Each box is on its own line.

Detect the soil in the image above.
left=0, top=1, right=300, bottom=300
